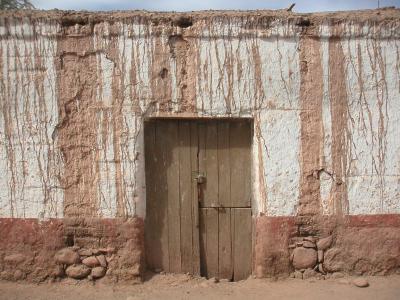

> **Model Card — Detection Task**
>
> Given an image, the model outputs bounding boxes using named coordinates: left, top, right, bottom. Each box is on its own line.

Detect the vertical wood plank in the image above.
left=218, top=122, right=231, bottom=207
left=199, top=208, right=207, bottom=277
left=199, top=122, right=218, bottom=207
left=198, top=122, right=206, bottom=207
left=144, top=121, right=159, bottom=270
left=218, top=208, right=233, bottom=280
left=164, top=120, right=181, bottom=273
left=233, top=208, right=252, bottom=281
left=154, top=120, right=170, bottom=272
left=179, top=121, right=193, bottom=273
left=230, top=121, right=251, bottom=207
left=205, top=208, right=219, bottom=278
left=191, top=123, right=200, bottom=275
left=199, top=208, right=219, bottom=279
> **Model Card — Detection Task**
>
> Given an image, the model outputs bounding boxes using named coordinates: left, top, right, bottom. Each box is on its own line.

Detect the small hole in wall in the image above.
left=159, top=68, right=169, bottom=79
left=296, top=18, right=312, bottom=27
left=61, top=17, right=88, bottom=27
left=175, top=17, right=193, bottom=28
left=66, top=234, right=74, bottom=247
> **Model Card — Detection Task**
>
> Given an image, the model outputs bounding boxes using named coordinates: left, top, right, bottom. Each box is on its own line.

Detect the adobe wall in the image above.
left=0, top=8, right=399, bottom=282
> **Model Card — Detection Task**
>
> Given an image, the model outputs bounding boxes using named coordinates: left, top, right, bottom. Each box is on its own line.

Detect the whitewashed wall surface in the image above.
left=0, top=10, right=399, bottom=219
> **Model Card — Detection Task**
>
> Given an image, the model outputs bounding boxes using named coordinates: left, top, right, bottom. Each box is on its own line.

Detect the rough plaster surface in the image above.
left=0, top=9, right=400, bottom=219
left=254, top=214, right=400, bottom=277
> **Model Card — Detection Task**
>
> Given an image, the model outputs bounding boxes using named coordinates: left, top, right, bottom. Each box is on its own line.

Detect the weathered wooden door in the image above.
left=144, top=119, right=252, bottom=281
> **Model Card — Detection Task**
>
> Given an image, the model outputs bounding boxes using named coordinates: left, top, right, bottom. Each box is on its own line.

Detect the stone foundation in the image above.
left=0, top=218, right=144, bottom=283
left=255, top=214, right=400, bottom=279
left=0, top=215, right=399, bottom=282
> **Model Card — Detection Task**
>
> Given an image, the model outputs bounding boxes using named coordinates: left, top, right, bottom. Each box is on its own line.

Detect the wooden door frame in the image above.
left=143, top=117, right=255, bottom=278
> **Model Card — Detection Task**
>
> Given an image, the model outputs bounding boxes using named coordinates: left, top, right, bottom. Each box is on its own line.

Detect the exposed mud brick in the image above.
left=298, top=33, right=324, bottom=216
left=74, top=237, right=100, bottom=248
left=64, top=217, right=145, bottom=282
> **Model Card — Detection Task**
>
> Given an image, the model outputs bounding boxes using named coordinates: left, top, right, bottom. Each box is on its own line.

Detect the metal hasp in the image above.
left=193, top=171, right=206, bottom=184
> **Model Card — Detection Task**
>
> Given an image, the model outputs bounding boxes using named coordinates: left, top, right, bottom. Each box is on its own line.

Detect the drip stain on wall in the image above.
left=0, top=8, right=400, bottom=282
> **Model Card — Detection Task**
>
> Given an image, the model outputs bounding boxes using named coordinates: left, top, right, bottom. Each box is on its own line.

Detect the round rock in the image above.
left=54, top=248, right=80, bottom=265
left=96, top=255, right=107, bottom=267
left=292, top=247, right=317, bottom=270
left=353, top=277, right=369, bottom=288
left=317, top=236, right=333, bottom=251
left=91, top=266, right=106, bottom=279
left=82, top=256, right=100, bottom=267
left=323, top=248, right=345, bottom=272
left=66, top=264, right=91, bottom=279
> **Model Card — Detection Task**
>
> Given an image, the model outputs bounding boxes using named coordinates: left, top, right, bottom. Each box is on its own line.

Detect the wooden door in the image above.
left=144, top=119, right=252, bottom=281
left=144, top=120, right=200, bottom=275
left=198, top=120, right=252, bottom=281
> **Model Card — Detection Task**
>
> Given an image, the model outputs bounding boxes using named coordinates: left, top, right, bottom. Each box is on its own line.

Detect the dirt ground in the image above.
left=0, top=273, right=399, bottom=300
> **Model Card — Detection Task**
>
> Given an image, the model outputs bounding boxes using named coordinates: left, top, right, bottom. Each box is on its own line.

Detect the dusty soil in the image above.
left=0, top=274, right=399, bottom=300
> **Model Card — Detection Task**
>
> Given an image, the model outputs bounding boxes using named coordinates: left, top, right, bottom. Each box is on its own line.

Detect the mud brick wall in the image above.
left=0, top=218, right=143, bottom=282
left=255, top=214, right=400, bottom=278
left=0, top=8, right=400, bottom=282
left=0, top=219, right=64, bottom=282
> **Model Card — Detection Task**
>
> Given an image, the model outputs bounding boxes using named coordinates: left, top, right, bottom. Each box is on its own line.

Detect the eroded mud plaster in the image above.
left=0, top=9, right=400, bottom=220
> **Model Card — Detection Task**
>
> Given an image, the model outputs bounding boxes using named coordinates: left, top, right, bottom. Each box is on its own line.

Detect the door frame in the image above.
left=142, top=117, right=255, bottom=279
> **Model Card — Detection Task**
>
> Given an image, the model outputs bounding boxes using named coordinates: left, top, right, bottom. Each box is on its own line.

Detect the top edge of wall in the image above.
left=0, top=7, right=399, bottom=20
left=0, top=7, right=399, bottom=39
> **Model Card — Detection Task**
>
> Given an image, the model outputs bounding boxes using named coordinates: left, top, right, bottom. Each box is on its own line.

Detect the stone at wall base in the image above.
left=353, top=278, right=369, bottom=287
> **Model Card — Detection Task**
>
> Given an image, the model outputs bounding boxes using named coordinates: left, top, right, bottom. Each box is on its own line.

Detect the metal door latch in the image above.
left=193, top=171, right=206, bottom=184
